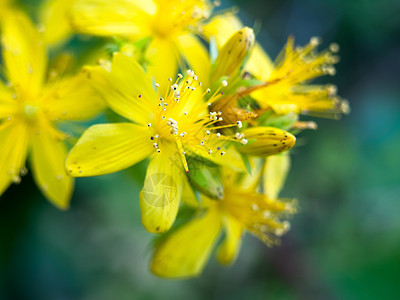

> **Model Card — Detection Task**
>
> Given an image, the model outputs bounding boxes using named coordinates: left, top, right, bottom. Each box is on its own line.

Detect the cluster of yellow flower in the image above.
left=0, top=0, right=349, bottom=278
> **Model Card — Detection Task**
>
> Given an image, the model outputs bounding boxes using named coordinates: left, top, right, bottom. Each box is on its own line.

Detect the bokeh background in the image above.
left=1, top=0, right=400, bottom=299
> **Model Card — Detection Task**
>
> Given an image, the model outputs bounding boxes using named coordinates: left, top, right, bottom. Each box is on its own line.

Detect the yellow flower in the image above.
left=203, top=13, right=349, bottom=119
left=0, top=12, right=103, bottom=209
left=151, top=166, right=296, bottom=278
left=66, top=53, right=247, bottom=233
left=70, top=0, right=214, bottom=95
left=39, top=0, right=76, bottom=47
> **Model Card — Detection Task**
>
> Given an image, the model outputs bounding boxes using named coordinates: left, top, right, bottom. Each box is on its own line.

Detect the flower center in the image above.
left=145, top=70, right=247, bottom=173
left=23, top=104, right=40, bottom=118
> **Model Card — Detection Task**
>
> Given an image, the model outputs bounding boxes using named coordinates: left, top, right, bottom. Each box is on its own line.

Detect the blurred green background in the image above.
left=1, top=0, right=400, bottom=299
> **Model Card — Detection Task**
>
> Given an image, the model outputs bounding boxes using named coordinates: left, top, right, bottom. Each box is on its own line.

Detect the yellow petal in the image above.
left=66, top=123, right=153, bottom=176
left=70, top=0, right=155, bottom=37
left=1, top=11, right=47, bottom=97
left=84, top=53, right=157, bottom=125
left=263, top=153, right=290, bottom=199
left=31, top=128, right=73, bottom=210
left=151, top=208, right=222, bottom=278
left=44, top=74, right=105, bottom=121
left=0, top=122, right=29, bottom=196
left=39, top=0, right=73, bottom=46
left=246, top=44, right=274, bottom=81
left=0, top=82, right=17, bottom=119
left=176, top=34, right=210, bottom=88
left=237, top=157, right=264, bottom=191
left=139, top=145, right=184, bottom=233
left=202, top=13, right=243, bottom=46
left=181, top=175, right=199, bottom=208
left=217, top=215, right=243, bottom=265
left=146, top=37, right=178, bottom=96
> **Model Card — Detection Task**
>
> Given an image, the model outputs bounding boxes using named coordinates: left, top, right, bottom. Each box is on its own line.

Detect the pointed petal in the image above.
left=31, top=129, right=73, bottom=209
left=1, top=11, right=47, bottom=97
left=151, top=209, right=222, bottom=278
left=84, top=53, right=157, bottom=125
left=39, top=0, right=73, bottom=46
left=70, top=0, right=155, bottom=37
left=203, top=13, right=243, bottom=46
left=139, top=146, right=184, bottom=233
left=0, top=122, right=29, bottom=196
left=0, top=82, right=17, bottom=119
left=245, top=44, right=274, bottom=81
left=217, top=215, right=243, bottom=265
left=176, top=34, right=210, bottom=87
left=146, top=37, right=178, bottom=96
left=66, top=123, right=153, bottom=176
left=237, top=157, right=264, bottom=191
left=263, top=153, right=290, bottom=199
left=44, top=74, right=105, bottom=121
left=181, top=176, right=199, bottom=208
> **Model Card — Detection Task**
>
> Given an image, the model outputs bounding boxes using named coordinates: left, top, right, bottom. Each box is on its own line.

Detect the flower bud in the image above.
left=239, top=127, right=296, bottom=157
left=210, top=27, right=255, bottom=84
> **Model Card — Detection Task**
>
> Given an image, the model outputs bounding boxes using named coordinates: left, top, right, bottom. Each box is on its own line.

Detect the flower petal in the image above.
left=84, top=53, right=157, bottom=125
left=0, top=82, right=17, bottom=120
left=245, top=44, right=274, bottom=81
left=66, top=123, right=153, bottom=176
left=203, top=13, right=243, bottom=46
left=44, top=74, right=105, bottom=121
left=146, top=37, right=178, bottom=96
left=176, top=34, right=210, bottom=87
left=70, top=0, right=155, bottom=37
left=217, top=215, right=243, bottom=265
left=139, top=146, right=184, bottom=233
left=31, top=128, right=73, bottom=209
left=263, top=153, right=290, bottom=199
left=1, top=11, right=47, bottom=97
left=0, top=122, right=29, bottom=196
left=39, top=0, right=73, bottom=46
left=151, top=209, right=222, bottom=278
